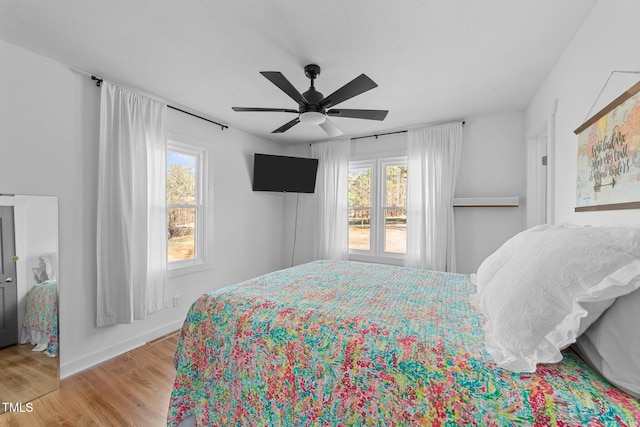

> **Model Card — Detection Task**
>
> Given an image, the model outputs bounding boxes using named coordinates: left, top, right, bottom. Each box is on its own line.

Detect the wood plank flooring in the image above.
left=0, top=333, right=179, bottom=427
left=0, top=343, right=59, bottom=413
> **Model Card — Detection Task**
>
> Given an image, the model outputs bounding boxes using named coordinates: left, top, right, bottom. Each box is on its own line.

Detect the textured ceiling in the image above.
left=0, top=1, right=597, bottom=145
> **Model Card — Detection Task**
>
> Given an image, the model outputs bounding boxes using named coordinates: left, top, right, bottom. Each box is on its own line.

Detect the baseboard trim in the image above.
left=147, top=329, right=180, bottom=345
left=60, top=320, right=184, bottom=379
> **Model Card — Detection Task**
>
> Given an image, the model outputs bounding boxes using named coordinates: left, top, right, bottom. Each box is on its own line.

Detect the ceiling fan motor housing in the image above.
left=301, top=89, right=324, bottom=113
left=301, top=64, right=324, bottom=113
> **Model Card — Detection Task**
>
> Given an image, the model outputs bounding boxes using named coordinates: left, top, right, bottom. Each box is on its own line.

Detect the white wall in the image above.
left=0, top=39, right=287, bottom=378
left=455, top=112, right=527, bottom=273
left=525, top=0, right=640, bottom=228
left=285, top=112, right=526, bottom=274
left=283, top=144, right=317, bottom=267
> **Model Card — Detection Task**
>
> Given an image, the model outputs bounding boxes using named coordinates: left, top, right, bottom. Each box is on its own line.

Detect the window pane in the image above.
left=167, top=151, right=197, bottom=205
left=168, top=207, right=196, bottom=261
left=385, top=164, right=407, bottom=208
left=348, top=166, right=372, bottom=251
left=385, top=208, right=406, bottom=253
left=385, top=164, right=407, bottom=253
left=348, top=166, right=371, bottom=208
left=349, top=208, right=370, bottom=251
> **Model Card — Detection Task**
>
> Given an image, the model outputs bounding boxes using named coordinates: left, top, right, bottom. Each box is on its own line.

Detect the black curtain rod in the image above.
left=166, top=105, right=228, bottom=130
left=91, top=76, right=228, bottom=131
left=350, top=130, right=407, bottom=141
left=350, top=121, right=465, bottom=141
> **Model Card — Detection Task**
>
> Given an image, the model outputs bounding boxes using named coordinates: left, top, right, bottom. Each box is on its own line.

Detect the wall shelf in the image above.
left=452, top=197, right=520, bottom=207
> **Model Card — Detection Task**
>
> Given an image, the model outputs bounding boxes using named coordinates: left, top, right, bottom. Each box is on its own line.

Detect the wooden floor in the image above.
left=0, top=343, right=59, bottom=412
left=0, top=333, right=179, bottom=427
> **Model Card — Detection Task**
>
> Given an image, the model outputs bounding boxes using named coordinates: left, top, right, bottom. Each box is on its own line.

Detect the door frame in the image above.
left=526, top=100, right=557, bottom=227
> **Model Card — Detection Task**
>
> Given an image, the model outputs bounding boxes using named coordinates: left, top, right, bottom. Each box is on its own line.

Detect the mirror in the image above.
left=0, top=194, right=59, bottom=412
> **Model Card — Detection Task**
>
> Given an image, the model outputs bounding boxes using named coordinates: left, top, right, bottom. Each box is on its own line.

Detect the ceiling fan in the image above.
left=232, top=64, right=388, bottom=137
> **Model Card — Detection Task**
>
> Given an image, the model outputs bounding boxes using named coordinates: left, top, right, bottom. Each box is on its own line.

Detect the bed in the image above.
left=20, top=279, right=58, bottom=357
left=168, top=255, right=640, bottom=426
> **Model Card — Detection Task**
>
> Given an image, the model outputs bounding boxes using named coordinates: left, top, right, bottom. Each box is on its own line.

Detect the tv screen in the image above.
left=252, top=154, right=319, bottom=193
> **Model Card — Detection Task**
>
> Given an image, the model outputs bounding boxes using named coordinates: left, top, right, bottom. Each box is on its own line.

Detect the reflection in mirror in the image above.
left=0, top=194, right=59, bottom=412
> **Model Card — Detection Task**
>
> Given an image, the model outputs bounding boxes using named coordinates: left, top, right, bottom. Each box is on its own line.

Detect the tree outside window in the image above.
left=167, top=148, right=199, bottom=263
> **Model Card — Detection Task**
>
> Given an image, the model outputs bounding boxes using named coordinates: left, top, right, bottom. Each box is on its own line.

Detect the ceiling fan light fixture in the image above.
left=299, top=111, right=326, bottom=125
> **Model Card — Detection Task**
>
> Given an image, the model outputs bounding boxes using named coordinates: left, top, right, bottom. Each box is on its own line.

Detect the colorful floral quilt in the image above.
left=22, top=280, right=58, bottom=357
left=168, top=260, right=640, bottom=426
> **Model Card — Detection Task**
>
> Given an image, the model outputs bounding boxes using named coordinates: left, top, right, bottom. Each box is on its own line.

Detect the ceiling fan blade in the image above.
left=272, top=117, right=300, bottom=133
left=260, top=71, right=309, bottom=106
left=232, top=107, right=298, bottom=113
left=320, top=74, right=378, bottom=109
left=319, top=118, right=343, bottom=138
left=327, top=109, right=388, bottom=121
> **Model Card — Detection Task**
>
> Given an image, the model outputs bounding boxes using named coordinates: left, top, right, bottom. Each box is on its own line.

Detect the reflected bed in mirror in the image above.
left=0, top=194, right=59, bottom=412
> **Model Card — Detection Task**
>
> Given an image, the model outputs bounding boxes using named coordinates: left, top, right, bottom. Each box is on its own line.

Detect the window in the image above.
left=167, top=140, right=206, bottom=271
left=348, top=156, right=407, bottom=263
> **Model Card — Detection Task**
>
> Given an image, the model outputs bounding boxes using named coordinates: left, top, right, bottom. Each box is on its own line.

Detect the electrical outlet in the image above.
left=172, top=295, right=181, bottom=307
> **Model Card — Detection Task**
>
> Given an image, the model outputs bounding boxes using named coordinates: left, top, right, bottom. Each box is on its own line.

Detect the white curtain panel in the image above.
left=96, top=82, right=168, bottom=327
left=406, top=122, right=463, bottom=272
left=311, top=138, right=351, bottom=260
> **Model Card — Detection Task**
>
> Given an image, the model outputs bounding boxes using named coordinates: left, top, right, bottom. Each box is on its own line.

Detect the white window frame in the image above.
left=348, top=153, right=407, bottom=266
left=167, top=138, right=211, bottom=277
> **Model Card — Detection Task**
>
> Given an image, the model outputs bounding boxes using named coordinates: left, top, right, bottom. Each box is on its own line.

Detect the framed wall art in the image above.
left=574, top=80, right=640, bottom=211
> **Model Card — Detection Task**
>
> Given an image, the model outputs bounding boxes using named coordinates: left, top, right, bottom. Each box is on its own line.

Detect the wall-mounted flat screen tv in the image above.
left=252, top=153, right=319, bottom=193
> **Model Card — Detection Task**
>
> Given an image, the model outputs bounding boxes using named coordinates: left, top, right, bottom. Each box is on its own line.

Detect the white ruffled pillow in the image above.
left=475, top=224, right=551, bottom=292
left=471, top=225, right=640, bottom=373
